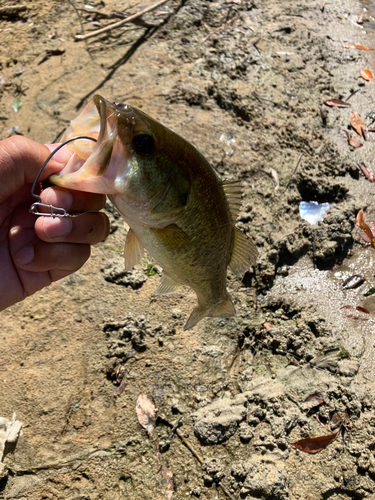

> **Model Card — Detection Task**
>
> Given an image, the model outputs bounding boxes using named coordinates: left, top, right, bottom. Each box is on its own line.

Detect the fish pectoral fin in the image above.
left=229, top=228, right=258, bottom=276
left=222, top=180, right=243, bottom=221
left=154, top=273, right=182, bottom=295
left=184, top=295, right=236, bottom=331
left=124, top=228, right=144, bottom=271
left=151, top=224, right=188, bottom=248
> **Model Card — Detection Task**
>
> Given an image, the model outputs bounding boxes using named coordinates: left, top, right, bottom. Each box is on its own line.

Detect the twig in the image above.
left=0, top=5, right=26, bottom=17
left=80, top=8, right=158, bottom=28
left=68, top=0, right=87, bottom=39
left=281, top=153, right=303, bottom=194
left=75, top=0, right=169, bottom=41
left=346, top=88, right=360, bottom=101
left=38, top=49, right=65, bottom=65
left=200, top=16, right=238, bottom=43
left=175, top=428, right=235, bottom=500
left=175, top=428, right=203, bottom=464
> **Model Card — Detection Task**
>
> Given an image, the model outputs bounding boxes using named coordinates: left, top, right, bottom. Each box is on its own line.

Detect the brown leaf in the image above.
left=340, top=305, right=370, bottom=320
left=291, top=433, right=337, bottom=454
left=263, top=322, right=274, bottom=329
left=301, top=391, right=324, bottom=413
left=136, top=394, right=156, bottom=437
left=325, top=98, right=351, bottom=107
left=350, top=112, right=366, bottom=137
left=344, top=131, right=363, bottom=148
left=303, top=391, right=323, bottom=404
left=357, top=209, right=375, bottom=247
left=342, top=274, right=365, bottom=289
left=358, top=162, right=375, bottom=182
left=343, top=43, right=374, bottom=50
left=113, top=379, right=127, bottom=396
left=330, top=411, right=343, bottom=428
left=360, top=69, right=374, bottom=82
left=356, top=306, right=371, bottom=314
left=164, top=469, right=174, bottom=500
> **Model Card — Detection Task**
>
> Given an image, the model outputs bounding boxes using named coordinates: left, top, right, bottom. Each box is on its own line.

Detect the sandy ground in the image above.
left=2, top=0, right=375, bottom=498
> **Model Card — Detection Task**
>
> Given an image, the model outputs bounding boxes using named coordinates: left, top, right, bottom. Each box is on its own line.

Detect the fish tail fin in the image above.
left=184, top=294, right=236, bottom=331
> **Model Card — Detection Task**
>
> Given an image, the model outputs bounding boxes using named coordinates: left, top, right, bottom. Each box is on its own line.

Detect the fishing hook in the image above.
left=29, top=136, right=97, bottom=218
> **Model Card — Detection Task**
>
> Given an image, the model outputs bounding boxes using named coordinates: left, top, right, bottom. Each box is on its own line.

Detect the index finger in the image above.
left=40, top=186, right=107, bottom=213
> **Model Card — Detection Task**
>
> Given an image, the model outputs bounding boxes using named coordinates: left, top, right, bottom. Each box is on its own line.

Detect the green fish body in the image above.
left=49, top=95, right=258, bottom=329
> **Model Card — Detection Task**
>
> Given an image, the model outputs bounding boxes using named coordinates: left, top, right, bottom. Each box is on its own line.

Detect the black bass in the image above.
left=49, top=96, right=258, bottom=330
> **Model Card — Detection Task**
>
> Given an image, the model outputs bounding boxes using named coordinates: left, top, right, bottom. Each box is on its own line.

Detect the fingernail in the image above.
left=14, top=246, right=34, bottom=266
left=44, top=188, right=73, bottom=209
left=42, top=217, right=72, bottom=239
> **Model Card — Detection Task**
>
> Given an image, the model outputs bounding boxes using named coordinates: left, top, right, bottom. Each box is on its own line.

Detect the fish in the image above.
left=49, top=95, right=258, bottom=330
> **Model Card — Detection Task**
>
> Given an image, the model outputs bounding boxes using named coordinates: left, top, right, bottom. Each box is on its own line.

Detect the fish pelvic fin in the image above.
left=229, top=228, right=258, bottom=276
left=184, top=294, right=236, bottom=331
left=222, top=180, right=243, bottom=221
left=124, top=228, right=144, bottom=271
left=155, top=272, right=182, bottom=295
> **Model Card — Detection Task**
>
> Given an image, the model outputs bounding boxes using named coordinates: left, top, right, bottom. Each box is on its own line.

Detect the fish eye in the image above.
left=132, top=133, right=155, bottom=156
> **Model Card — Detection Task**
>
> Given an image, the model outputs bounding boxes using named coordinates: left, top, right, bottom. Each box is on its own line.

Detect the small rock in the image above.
left=171, top=308, right=182, bottom=319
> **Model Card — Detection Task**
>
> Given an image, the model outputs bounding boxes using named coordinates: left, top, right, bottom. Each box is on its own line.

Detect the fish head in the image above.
left=49, top=95, right=191, bottom=227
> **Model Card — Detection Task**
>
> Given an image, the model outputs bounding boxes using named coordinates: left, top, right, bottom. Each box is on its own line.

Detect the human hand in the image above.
left=0, top=135, right=110, bottom=311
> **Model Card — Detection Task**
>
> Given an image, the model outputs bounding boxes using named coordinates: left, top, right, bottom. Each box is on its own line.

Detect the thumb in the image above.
left=0, top=136, right=65, bottom=202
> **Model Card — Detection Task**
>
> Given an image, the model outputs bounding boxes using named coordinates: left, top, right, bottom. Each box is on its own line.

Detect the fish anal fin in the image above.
left=184, top=294, right=236, bottom=331
left=155, top=273, right=182, bottom=295
left=229, top=228, right=258, bottom=276
left=124, top=228, right=144, bottom=271
left=222, top=180, right=243, bottom=221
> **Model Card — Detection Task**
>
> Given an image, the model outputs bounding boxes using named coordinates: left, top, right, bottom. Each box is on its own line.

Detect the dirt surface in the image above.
left=2, top=0, right=375, bottom=498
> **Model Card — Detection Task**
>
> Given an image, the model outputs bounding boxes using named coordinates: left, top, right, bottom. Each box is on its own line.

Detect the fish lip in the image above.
left=48, top=95, right=120, bottom=192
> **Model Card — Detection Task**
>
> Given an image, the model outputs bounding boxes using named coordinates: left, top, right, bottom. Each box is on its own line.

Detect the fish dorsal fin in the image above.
left=124, top=228, right=144, bottom=271
left=222, top=180, right=243, bottom=221
left=229, top=228, right=258, bottom=276
left=155, top=272, right=182, bottom=295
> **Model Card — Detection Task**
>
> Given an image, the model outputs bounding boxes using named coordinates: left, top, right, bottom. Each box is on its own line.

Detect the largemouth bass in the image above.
left=49, top=95, right=258, bottom=330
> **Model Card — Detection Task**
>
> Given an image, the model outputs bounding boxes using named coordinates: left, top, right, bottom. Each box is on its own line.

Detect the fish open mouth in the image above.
left=49, top=95, right=126, bottom=194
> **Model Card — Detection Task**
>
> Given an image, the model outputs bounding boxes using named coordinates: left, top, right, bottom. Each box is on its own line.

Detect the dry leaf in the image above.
left=325, top=98, right=351, bottom=107
left=350, top=112, right=366, bottom=137
left=136, top=394, right=156, bottom=437
left=303, top=391, right=323, bottom=404
left=344, top=130, right=363, bottom=148
left=270, top=168, right=280, bottom=192
left=330, top=412, right=343, bottom=429
left=301, top=391, right=324, bottom=413
left=357, top=209, right=375, bottom=247
left=113, top=379, right=127, bottom=396
left=263, top=322, right=274, bottom=329
left=291, top=433, right=337, bottom=454
left=356, top=306, right=371, bottom=314
left=360, top=69, right=373, bottom=82
left=343, top=43, right=374, bottom=50
left=342, top=274, right=365, bottom=289
left=349, top=136, right=363, bottom=148
left=164, top=469, right=174, bottom=500
left=358, top=162, right=375, bottom=182
left=340, top=305, right=370, bottom=320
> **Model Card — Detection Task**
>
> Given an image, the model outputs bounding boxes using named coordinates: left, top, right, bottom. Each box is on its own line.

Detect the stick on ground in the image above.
left=281, top=153, right=303, bottom=194
left=200, top=16, right=238, bottom=43
left=75, top=0, right=169, bottom=41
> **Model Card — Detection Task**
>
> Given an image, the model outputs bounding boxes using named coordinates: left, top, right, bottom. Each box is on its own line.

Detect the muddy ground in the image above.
left=1, top=0, right=375, bottom=498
